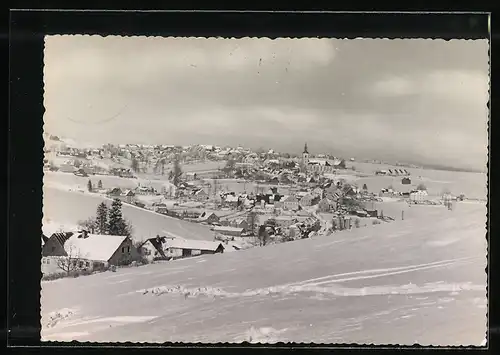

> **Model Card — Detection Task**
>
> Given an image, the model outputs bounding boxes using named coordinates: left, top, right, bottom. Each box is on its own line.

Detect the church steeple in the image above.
left=302, top=142, right=309, bottom=171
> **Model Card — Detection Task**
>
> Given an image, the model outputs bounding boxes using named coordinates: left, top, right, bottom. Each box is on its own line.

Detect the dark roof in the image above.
left=52, top=232, right=74, bottom=246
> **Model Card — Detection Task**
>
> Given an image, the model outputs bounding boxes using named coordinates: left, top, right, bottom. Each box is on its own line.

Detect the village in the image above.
left=41, top=137, right=463, bottom=280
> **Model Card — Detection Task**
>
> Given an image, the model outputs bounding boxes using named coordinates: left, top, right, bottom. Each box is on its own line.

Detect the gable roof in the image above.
left=50, top=232, right=74, bottom=246
left=166, top=238, right=224, bottom=252
left=65, top=233, right=129, bottom=262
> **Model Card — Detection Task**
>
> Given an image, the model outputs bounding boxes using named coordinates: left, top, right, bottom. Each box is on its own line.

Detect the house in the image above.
left=410, top=190, right=428, bottom=203
left=140, top=236, right=224, bottom=260
left=120, top=189, right=135, bottom=203
left=325, top=186, right=341, bottom=199
left=42, top=231, right=138, bottom=274
left=299, top=193, right=315, bottom=207
left=283, top=196, right=299, bottom=211
left=317, top=197, right=337, bottom=213
left=212, top=226, right=244, bottom=237
left=231, top=218, right=249, bottom=231
left=198, top=211, right=220, bottom=225
left=401, top=177, right=412, bottom=185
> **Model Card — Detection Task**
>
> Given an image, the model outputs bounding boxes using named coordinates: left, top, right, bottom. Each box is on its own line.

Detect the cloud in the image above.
left=370, top=76, right=416, bottom=96
left=43, top=36, right=489, bottom=171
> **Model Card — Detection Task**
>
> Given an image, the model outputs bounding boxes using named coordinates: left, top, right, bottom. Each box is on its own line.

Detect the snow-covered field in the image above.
left=41, top=202, right=487, bottom=345
left=350, top=162, right=487, bottom=200
left=43, top=183, right=214, bottom=241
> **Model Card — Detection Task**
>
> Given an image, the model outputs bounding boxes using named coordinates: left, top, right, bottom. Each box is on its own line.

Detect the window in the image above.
left=51, top=246, right=56, bottom=252
left=127, top=246, right=130, bottom=253
left=86, top=261, right=90, bottom=267
left=79, top=261, right=84, bottom=268
left=46, top=259, right=50, bottom=265
left=122, top=247, right=125, bottom=253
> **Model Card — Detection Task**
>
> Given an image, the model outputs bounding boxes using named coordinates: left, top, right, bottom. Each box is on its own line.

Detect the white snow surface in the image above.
left=41, top=191, right=487, bottom=345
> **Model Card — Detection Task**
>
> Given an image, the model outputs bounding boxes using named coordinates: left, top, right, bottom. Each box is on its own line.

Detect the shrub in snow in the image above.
left=372, top=220, right=381, bottom=225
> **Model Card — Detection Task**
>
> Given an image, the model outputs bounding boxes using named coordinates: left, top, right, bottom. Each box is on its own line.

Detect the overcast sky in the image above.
left=44, top=36, right=489, bottom=171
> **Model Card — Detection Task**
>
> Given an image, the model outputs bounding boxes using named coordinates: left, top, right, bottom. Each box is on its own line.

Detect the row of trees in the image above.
left=87, top=179, right=103, bottom=192
left=131, top=154, right=183, bottom=186
left=78, top=199, right=133, bottom=237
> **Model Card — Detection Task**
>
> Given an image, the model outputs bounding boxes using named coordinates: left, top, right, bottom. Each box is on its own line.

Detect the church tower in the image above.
left=302, top=142, right=309, bottom=169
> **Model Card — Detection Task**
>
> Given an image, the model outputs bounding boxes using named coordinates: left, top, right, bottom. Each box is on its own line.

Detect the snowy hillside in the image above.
left=41, top=202, right=487, bottom=345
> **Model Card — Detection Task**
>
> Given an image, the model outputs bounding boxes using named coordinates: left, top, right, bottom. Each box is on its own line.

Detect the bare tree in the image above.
left=56, top=243, right=84, bottom=276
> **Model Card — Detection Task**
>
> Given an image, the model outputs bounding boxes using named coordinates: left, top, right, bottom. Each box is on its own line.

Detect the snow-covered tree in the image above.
left=95, top=202, right=108, bottom=235
left=98, top=180, right=103, bottom=189
left=107, top=199, right=132, bottom=236
left=172, top=156, right=183, bottom=187
left=87, top=179, right=93, bottom=192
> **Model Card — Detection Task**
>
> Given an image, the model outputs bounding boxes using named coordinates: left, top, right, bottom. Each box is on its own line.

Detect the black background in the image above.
left=6, top=3, right=496, bottom=355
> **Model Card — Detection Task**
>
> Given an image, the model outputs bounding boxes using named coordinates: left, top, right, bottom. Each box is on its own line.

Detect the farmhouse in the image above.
left=140, top=236, right=224, bottom=260
left=42, top=231, right=138, bottom=274
left=166, top=238, right=224, bottom=258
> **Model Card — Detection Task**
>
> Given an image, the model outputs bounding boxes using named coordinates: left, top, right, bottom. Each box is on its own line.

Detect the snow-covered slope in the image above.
left=41, top=202, right=487, bottom=345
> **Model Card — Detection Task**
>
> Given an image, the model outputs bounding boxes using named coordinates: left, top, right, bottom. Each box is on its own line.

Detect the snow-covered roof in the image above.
left=225, top=195, right=239, bottom=202
left=213, top=226, right=244, bottom=233
left=308, top=159, right=328, bottom=166
left=165, top=238, right=224, bottom=252
left=65, top=233, right=128, bottom=262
